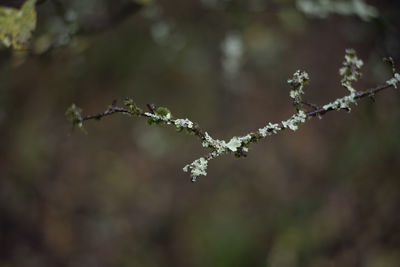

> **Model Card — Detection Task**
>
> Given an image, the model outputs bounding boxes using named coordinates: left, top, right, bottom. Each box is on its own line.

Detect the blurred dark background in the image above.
left=1, top=0, right=400, bottom=266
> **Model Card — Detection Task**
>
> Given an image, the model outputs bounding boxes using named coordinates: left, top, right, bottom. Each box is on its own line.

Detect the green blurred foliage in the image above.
left=0, top=0, right=37, bottom=49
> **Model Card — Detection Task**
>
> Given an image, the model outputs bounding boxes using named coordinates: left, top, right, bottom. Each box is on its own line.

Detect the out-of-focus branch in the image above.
left=296, top=0, right=379, bottom=21
left=67, top=49, right=400, bottom=182
left=79, top=0, right=143, bottom=34
left=0, top=0, right=46, bottom=8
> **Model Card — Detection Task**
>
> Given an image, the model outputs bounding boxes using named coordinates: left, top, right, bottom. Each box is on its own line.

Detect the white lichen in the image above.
left=183, top=157, right=208, bottom=182
left=145, top=111, right=173, bottom=124
left=295, top=110, right=307, bottom=122
left=202, top=132, right=227, bottom=152
left=176, top=49, right=388, bottom=182
left=321, top=49, right=362, bottom=111
left=386, top=73, right=400, bottom=88
left=281, top=110, right=307, bottom=131
left=340, top=48, right=363, bottom=94
left=226, top=136, right=242, bottom=152
left=236, top=134, right=253, bottom=144
left=288, top=70, right=309, bottom=100
left=164, top=112, right=172, bottom=120
left=258, top=122, right=282, bottom=137
left=144, top=112, right=161, bottom=120
left=174, top=118, right=194, bottom=129
left=322, top=93, right=357, bottom=111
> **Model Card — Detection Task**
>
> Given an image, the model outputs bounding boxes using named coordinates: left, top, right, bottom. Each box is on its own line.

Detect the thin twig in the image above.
left=306, top=83, right=392, bottom=118
left=67, top=50, right=399, bottom=181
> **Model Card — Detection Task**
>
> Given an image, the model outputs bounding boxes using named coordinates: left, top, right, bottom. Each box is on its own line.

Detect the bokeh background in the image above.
left=1, top=0, right=400, bottom=266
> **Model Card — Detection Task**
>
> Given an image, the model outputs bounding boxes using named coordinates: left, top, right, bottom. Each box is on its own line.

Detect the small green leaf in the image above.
left=65, top=104, right=86, bottom=133
left=124, top=98, right=142, bottom=115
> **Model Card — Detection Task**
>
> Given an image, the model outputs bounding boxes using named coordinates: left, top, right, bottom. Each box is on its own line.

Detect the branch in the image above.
left=0, top=0, right=46, bottom=9
left=66, top=98, right=206, bottom=141
left=296, top=0, right=379, bottom=21
left=66, top=49, right=400, bottom=182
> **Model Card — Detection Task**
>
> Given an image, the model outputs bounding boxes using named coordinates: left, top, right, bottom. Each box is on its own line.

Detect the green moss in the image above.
left=123, top=98, right=142, bottom=115
left=147, top=118, right=160, bottom=125
left=154, top=107, right=171, bottom=118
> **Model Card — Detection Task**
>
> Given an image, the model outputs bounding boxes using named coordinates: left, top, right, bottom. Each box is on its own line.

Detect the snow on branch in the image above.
left=66, top=49, right=400, bottom=182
